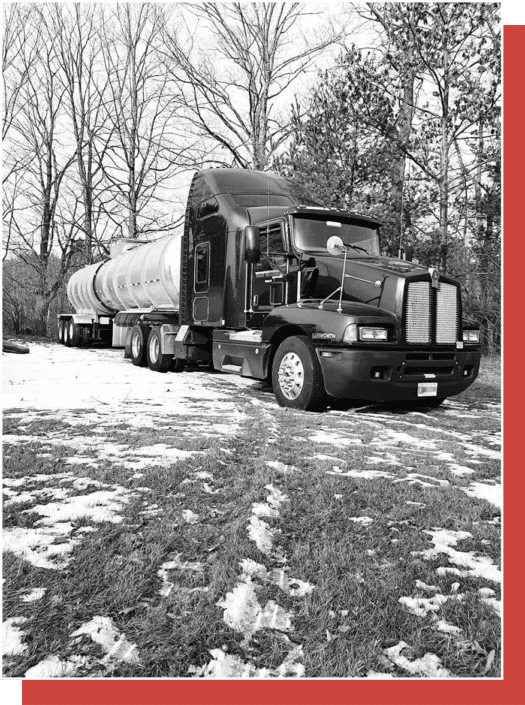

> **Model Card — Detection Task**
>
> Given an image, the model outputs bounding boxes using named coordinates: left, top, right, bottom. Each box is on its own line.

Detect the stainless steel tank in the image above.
left=67, top=232, right=182, bottom=315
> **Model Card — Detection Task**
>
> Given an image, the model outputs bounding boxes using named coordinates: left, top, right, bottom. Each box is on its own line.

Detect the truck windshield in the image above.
left=292, top=215, right=380, bottom=256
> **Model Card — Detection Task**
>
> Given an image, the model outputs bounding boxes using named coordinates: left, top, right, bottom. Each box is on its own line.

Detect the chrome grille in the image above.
left=406, top=282, right=431, bottom=343
left=436, top=283, right=458, bottom=343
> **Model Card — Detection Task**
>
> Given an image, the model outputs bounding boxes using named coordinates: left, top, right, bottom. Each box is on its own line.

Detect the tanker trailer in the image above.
left=58, top=168, right=481, bottom=410
left=59, top=234, right=182, bottom=352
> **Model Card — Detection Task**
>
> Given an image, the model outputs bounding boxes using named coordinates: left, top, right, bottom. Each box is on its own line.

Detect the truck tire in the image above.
left=147, top=327, right=173, bottom=372
left=58, top=320, right=65, bottom=344
left=3, top=341, right=29, bottom=354
left=63, top=320, right=72, bottom=346
left=68, top=320, right=82, bottom=347
left=130, top=324, right=148, bottom=367
left=272, top=336, right=326, bottom=411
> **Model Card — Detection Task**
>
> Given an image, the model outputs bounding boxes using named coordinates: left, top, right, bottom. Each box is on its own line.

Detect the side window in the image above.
left=260, top=222, right=284, bottom=258
left=194, top=243, right=210, bottom=293
left=196, top=198, right=219, bottom=220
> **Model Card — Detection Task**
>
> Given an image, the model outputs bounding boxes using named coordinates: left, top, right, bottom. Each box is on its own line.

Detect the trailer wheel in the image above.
left=63, top=320, right=72, bottom=347
left=272, top=336, right=325, bottom=411
left=147, top=327, right=173, bottom=372
left=130, top=324, right=148, bottom=366
left=68, top=320, right=82, bottom=347
left=58, top=320, right=65, bottom=344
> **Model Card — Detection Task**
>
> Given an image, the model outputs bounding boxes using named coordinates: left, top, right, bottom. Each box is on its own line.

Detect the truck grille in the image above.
left=436, top=283, right=458, bottom=343
left=405, top=281, right=458, bottom=345
left=406, top=282, right=431, bottom=343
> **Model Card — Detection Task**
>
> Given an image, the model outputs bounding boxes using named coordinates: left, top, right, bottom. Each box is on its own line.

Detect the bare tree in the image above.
left=49, top=4, right=114, bottom=263
left=4, top=7, right=78, bottom=334
left=161, top=2, right=345, bottom=170
left=100, top=3, right=192, bottom=239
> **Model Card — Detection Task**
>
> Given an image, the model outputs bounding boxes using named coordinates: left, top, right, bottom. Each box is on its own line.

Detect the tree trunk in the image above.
left=439, top=41, right=450, bottom=271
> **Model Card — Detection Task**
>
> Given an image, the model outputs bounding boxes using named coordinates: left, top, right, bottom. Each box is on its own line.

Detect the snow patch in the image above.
left=416, top=529, right=502, bottom=583
left=349, top=516, right=374, bottom=526
left=309, top=432, right=362, bottom=446
left=182, top=510, right=199, bottom=524
left=25, top=655, right=87, bottom=678
left=462, top=482, right=502, bottom=509
left=384, top=641, right=451, bottom=678
left=2, top=617, right=28, bottom=656
left=71, top=616, right=140, bottom=664
left=21, top=588, right=47, bottom=602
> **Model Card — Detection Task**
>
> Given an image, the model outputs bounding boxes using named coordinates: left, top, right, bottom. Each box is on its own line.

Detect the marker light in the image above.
left=343, top=324, right=358, bottom=343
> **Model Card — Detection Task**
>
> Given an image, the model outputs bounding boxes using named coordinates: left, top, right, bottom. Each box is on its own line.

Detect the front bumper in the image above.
left=316, top=347, right=481, bottom=401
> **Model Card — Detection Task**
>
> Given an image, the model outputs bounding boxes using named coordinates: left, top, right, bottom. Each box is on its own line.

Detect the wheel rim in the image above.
left=149, top=336, right=159, bottom=364
left=58, top=322, right=63, bottom=341
left=131, top=332, right=141, bottom=358
left=69, top=321, right=74, bottom=338
left=278, top=352, right=304, bottom=400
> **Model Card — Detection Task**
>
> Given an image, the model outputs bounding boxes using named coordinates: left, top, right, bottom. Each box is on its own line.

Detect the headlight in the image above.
left=463, top=330, right=480, bottom=343
left=359, top=327, right=388, bottom=341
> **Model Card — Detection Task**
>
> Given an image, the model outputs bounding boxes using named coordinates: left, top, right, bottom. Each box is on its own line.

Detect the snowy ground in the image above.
left=2, top=342, right=501, bottom=678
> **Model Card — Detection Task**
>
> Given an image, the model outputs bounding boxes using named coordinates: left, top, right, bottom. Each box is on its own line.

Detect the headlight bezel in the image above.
left=342, top=324, right=389, bottom=343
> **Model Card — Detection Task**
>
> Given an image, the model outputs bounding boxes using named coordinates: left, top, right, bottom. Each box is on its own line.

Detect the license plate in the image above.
left=418, top=382, right=438, bottom=397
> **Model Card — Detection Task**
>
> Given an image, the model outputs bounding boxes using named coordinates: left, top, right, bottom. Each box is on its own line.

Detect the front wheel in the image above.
left=272, top=336, right=325, bottom=411
left=147, top=327, right=173, bottom=372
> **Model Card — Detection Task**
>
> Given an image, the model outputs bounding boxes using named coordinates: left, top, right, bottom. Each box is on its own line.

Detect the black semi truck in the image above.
left=58, top=168, right=481, bottom=411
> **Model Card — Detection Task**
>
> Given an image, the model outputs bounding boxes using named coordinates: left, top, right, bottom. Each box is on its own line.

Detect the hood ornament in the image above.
left=428, top=267, right=440, bottom=288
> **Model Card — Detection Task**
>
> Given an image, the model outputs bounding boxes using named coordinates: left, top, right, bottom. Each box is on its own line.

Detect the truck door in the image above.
left=247, top=221, right=288, bottom=328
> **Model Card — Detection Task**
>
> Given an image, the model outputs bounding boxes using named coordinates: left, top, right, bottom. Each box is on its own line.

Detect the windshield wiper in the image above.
left=344, top=242, right=368, bottom=254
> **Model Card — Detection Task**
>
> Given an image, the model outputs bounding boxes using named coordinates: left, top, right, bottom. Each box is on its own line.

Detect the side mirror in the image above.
left=244, top=225, right=260, bottom=263
left=327, top=235, right=345, bottom=256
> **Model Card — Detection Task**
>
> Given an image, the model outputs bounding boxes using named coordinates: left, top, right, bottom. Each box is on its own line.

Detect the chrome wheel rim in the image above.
left=278, top=352, right=304, bottom=400
left=149, top=336, right=159, bottom=363
left=131, top=332, right=141, bottom=358
left=58, top=322, right=63, bottom=341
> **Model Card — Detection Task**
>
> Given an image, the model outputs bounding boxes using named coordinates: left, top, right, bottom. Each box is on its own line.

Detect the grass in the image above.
left=3, top=351, right=501, bottom=679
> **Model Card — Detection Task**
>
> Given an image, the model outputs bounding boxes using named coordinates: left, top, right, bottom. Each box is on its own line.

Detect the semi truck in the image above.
left=57, top=168, right=481, bottom=411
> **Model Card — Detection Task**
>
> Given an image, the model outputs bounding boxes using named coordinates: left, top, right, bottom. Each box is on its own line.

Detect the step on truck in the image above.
left=58, top=168, right=481, bottom=411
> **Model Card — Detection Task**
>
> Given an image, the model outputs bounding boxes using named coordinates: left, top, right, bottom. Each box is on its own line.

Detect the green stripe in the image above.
left=503, top=0, right=525, bottom=24
left=0, top=680, right=22, bottom=705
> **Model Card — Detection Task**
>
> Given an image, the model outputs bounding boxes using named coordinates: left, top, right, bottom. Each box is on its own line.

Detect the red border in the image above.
left=22, top=23, right=522, bottom=705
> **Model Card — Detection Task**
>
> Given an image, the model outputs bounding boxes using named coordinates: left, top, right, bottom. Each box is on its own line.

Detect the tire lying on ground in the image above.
left=3, top=341, right=30, bottom=354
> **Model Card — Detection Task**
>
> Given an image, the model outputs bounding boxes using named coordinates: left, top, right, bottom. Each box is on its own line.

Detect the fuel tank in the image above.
left=67, top=232, right=182, bottom=315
